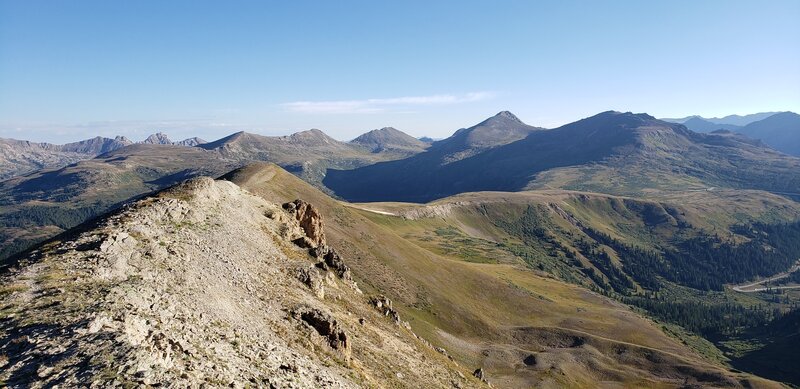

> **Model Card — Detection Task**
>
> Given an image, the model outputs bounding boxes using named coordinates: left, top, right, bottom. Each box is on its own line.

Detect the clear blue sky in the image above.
left=1, top=0, right=799, bottom=143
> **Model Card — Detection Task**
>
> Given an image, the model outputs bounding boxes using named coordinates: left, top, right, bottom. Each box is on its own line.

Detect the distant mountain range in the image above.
left=197, top=128, right=424, bottom=189
left=680, top=117, right=743, bottom=132
left=662, top=111, right=799, bottom=156
left=0, top=126, right=429, bottom=261
left=662, top=112, right=778, bottom=126
left=2, top=110, right=799, bottom=265
left=325, top=111, right=800, bottom=202
left=0, top=133, right=208, bottom=180
left=0, top=135, right=133, bottom=180
left=0, top=126, right=431, bottom=185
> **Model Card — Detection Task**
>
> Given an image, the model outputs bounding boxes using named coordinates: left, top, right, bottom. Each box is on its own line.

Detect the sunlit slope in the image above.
left=224, top=163, right=780, bottom=388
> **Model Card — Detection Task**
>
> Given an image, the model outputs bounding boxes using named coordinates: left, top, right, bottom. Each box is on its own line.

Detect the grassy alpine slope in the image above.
left=224, top=163, right=787, bottom=388
left=350, top=189, right=800, bottom=386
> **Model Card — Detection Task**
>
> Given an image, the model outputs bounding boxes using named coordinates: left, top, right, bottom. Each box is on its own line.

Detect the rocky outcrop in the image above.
left=295, top=307, right=351, bottom=362
left=283, top=199, right=326, bottom=247
left=369, top=295, right=408, bottom=329
left=281, top=199, right=354, bottom=286
left=313, top=246, right=352, bottom=281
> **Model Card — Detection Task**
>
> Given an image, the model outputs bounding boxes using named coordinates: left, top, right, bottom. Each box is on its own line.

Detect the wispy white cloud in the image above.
left=281, top=92, right=495, bottom=114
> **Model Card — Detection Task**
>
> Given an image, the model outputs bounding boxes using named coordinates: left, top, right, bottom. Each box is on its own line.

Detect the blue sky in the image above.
left=1, top=1, right=799, bottom=143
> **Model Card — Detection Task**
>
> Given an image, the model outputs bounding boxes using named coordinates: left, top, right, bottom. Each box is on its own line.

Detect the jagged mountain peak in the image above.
left=136, top=133, right=206, bottom=147
left=141, top=132, right=173, bottom=145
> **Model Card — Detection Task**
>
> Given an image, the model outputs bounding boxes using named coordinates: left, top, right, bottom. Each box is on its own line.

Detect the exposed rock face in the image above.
left=283, top=199, right=326, bottom=247
left=281, top=199, right=355, bottom=287
left=273, top=198, right=355, bottom=291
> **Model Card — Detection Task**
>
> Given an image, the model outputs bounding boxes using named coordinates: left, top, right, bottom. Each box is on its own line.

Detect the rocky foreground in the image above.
left=0, top=177, right=480, bottom=388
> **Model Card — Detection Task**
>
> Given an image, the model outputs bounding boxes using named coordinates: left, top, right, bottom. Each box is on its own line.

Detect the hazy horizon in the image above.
left=0, top=108, right=795, bottom=145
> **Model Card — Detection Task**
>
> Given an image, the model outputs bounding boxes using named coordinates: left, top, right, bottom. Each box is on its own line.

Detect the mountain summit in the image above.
left=284, top=128, right=338, bottom=147
left=141, top=132, right=173, bottom=145
left=445, top=110, right=540, bottom=152
left=350, top=127, right=428, bottom=154
left=492, top=110, right=523, bottom=123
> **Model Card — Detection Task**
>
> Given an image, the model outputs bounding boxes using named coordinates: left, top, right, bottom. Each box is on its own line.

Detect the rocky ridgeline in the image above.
left=0, top=177, right=480, bottom=388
